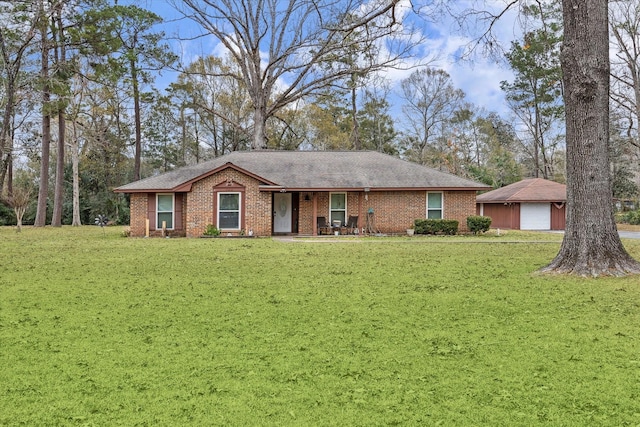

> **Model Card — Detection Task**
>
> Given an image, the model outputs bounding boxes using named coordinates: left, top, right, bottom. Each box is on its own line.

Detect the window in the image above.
left=427, top=192, right=443, bottom=219
left=330, top=193, right=346, bottom=225
left=157, top=194, right=174, bottom=229
left=218, top=192, right=240, bottom=229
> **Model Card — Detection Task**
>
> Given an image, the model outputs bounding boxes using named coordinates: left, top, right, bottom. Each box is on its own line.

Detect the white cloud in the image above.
left=392, top=1, right=520, bottom=116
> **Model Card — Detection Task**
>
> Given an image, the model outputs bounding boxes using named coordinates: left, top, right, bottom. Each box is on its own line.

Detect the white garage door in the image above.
left=520, top=203, right=550, bottom=230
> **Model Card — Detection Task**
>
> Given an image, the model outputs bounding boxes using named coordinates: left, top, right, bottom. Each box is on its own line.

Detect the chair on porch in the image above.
left=317, top=216, right=331, bottom=235
left=345, top=215, right=359, bottom=234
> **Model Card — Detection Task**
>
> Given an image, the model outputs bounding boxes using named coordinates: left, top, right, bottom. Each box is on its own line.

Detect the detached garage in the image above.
left=476, top=178, right=567, bottom=230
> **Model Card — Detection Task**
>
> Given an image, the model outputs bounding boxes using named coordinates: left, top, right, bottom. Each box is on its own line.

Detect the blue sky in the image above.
left=125, top=0, right=520, bottom=119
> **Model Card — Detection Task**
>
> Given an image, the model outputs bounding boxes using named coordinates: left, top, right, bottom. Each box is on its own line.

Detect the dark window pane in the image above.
left=158, top=212, right=173, bottom=228
left=157, top=195, right=173, bottom=212
left=219, top=212, right=239, bottom=229
left=220, top=193, right=239, bottom=210
left=427, top=210, right=442, bottom=220
left=428, top=193, right=442, bottom=209
left=330, top=211, right=346, bottom=225
left=331, top=193, right=346, bottom=209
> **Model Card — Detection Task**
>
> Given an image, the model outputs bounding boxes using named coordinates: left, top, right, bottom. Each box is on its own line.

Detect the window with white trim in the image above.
left=427, top=192, right=443, bottom=219
left=218, top=192, right=241, bottom=229
left=330, top=193, right=347, bottom=225
left=157, top=194, right=174, bottom=229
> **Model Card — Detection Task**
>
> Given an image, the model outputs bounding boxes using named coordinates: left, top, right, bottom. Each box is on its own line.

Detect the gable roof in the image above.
left=115, top=150, right=490, bottom=193
left=476, top=178, right=566, bottom=203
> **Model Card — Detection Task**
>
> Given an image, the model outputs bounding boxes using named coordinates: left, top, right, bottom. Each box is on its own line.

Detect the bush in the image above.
left=203, top=224, right=221, bottom=236
left=413, top=219, right=458, bottom=235
left=619, top=210, right=640, bottom=225
left=467, top=215, right=492, bottom=234
left=0, top=202, right=16, bottom=226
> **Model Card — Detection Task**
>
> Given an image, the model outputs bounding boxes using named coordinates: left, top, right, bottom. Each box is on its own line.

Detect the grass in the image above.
left=2, top=226, right=640, bottom=426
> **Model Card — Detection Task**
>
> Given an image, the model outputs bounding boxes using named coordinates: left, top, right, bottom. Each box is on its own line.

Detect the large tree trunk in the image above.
left=252, top=102, right=267, bottom=150
left=71, top=132, right=81, bottom=226
left=34, top=22, right=50, bottom=227
left=351, top=84, right=360, bottom=150
left=0, top=76, right=15, bottom=193
left=52, top=109, right=65, bottom=226
left=70, top=76, right=82, bottom=227
left=132, top=53, right=142, bottom=180
left=6, top=152, right=12, bottom=195
left=541, top=0, right=640, bottom=276
left=52, top=8, right=65, bottom=227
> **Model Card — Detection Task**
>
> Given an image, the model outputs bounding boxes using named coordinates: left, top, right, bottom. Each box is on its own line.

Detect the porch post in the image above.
left=358, top=192, right=363, bottom=230
left=313, top=192, right=318, bottom=236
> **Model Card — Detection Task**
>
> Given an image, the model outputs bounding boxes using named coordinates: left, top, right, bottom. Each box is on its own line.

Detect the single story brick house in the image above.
left=115, top=150, right=490, bottom=237
left=476, top=178, right=567, bottom=230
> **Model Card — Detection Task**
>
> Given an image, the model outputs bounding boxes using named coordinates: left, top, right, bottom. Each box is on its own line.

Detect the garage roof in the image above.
left=476, top=178, right=566, bottom=203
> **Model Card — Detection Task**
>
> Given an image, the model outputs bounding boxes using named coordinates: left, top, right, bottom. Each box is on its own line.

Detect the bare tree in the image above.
left=172, top=55, right=253, bottom=156
left=2, top=184, right=31, bottom=232
left=610, top=0, right=640, bottom=153
left=175, top=0, right=417, bottom=150
left=399, top=67, right=465, bottom=167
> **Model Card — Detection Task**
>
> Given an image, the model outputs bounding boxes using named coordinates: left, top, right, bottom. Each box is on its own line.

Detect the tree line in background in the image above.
left=1, top=0, right=640, bottom=229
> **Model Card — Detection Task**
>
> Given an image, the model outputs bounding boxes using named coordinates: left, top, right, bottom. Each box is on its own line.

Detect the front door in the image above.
left=273, top=193, right=292, bottom=233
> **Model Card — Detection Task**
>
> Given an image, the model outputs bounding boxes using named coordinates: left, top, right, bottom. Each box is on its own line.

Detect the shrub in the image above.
left=413, top=219, right=458, bottom=235
left=0, top=201, right=16, bottom=226
left=467, top=215, right=492, bottom=234
left=619, top=210, right=640, bottom=225
left=203, top=224, right=221, bottom=236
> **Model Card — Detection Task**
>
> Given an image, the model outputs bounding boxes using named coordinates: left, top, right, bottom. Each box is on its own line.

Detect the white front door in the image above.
left=273, top=193, right=292, bottom=233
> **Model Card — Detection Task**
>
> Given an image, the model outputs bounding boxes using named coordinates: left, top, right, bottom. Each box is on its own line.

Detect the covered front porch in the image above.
left=268, top=190, right=366, bottom=236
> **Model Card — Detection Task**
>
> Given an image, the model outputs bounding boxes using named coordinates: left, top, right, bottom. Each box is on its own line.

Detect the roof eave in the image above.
left=259, top=186, right=491, bottom=192
left=113, top=187, right=171, bottom=193
left=477, top=199, right=566, bottom=203
left=177, top=162, right=279, bottom=190
left=113, top=162, right=280, bottom=194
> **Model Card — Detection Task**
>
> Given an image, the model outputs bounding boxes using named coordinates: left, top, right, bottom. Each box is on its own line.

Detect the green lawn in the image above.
left=2, top=227, right=640, bottom=426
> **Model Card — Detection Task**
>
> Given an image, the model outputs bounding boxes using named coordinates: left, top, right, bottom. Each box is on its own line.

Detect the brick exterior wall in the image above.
left=185, top=169, right=271, bottom=237
left=443, top=191, right=476, bottom=232
left=128, top=193, right=188, bottom=237
left=126, top=170, right=478, bottom=237
left=298, top=192, right=315, bottom=235
left=129, top=193, right=148, bottom=237
left=359, top=191, right=424, bottom=233
left=298, top=189, right=477, bottom=235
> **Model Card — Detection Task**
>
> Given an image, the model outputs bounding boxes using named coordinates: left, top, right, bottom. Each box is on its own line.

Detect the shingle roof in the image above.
left=115, top=150, right=490, bottom=192
left=476, top=178, right=566, bottom=203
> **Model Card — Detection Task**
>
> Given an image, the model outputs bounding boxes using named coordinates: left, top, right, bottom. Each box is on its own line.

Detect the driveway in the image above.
left=619, top=231, right=640, bottom=239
